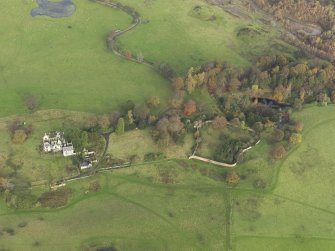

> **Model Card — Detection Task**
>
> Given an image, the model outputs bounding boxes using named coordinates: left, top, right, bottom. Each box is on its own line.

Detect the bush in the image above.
left=144, top=152, right=165, bottom=162
left=212, top=116, right=227, bottom=129
left=294, top=121, right=304, bottom=133
left=3, top=227, right=15, bottom=236
left=270, top=128, right=284, bottom=143
left=252, top=122, right=263, bottom=133
left=226, top=172, right=240, bottom=185
left=289, top=133, right=302, bottom=145
left=253, top=179, right=267, bottom=189
left=88, top=181, right=101, bottom=193
left=12, top=129, right=27, bottom=144
left=18, top=221, right=28, bottom=228
left=271, top=145, right=287, bottom=160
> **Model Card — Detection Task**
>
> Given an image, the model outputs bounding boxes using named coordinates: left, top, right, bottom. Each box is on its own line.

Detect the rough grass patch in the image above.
left=38, top=188, right=72, bottom=208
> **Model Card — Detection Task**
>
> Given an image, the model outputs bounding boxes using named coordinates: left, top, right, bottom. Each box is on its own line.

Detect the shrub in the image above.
left=226, top=172, right=240, bottom=185
left=289, top=133, right=302, bottom=145
left=252, top=122, right=264, bottom=133
left=253, top=179, right=267, bottom=189
left=25, top=95, right=39, bottom=112
left=3, top=227, right=15, bottom=236
left=294, top=121, right=304, bottom=133
left=212, top=116, right=227, bottom=129
left=88, top=181, right=101, bottom=193
left=12, top=129, right=27, bottom=144
left=271, top=145, right=287, bottom=160
left=144, top=152, right=165, bottom=162
left=183, top=100, right=197, bottom=116
left=18, top=221, right=28, bottom=228
left=147, top=96, right=161, bottom=108
left=270, top=128, right=284, bottom=143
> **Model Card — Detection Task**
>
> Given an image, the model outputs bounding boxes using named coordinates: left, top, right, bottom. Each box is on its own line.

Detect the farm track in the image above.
left=95, top=0, right=154, bottom=68
left=2, top=2, right=335, bottom=249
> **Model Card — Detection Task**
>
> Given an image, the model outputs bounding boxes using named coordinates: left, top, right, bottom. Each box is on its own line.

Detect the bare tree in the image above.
left=25, top=96, right=38, bottom=112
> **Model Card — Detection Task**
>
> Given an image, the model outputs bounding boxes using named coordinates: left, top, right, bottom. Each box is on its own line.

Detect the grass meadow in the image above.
left=116, top=0, right=297, bottom=74
left=0, top=161, right=228, bottom=251
left=0, top=0, right=169, bottom=117
left=0, top=106, right=335, bottom=250
left=0, top=0, right=333, bottom=250
left=0, top=0, right=297, bottom=117
left=232, top=105, right=335, bottom=251
left=0, top=110, right=100, bottom=184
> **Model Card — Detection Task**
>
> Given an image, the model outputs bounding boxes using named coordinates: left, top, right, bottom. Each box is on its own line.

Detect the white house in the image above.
left=80, top=160, right=93, bottom=170
left=42, top=132, right=75, bottom=157
left=62, top=144, right=74, bottom=157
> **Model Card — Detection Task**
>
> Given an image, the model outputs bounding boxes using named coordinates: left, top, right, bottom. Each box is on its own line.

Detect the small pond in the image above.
left=31, top=0, right=76, bottom=18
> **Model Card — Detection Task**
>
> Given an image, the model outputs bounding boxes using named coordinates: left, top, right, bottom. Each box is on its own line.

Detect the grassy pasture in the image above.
left=116, top=0, right=297, bottom=74
left=0, top=163, right=228, bottom=251
left=0, top=106, right=335, bottom=250
left=0, top=0, right=169, bottom=117
left=107, top=129, right=193, bottom=163
left=234, top=237, right=335, bottom=251
left=274, top=105, right=335, bottom=212
left=232, top=105, right=335, bottom=250
left=0, top=110, right=101, bottom=183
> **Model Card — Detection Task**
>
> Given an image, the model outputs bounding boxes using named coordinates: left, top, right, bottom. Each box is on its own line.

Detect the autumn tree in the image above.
left=125, top=50, right=132, bottom=60
left=127, top=110, right=134, bottom=125
left=273, top=85, right=286, bottom=102
left=134, top=104, right=150, bottom=121
left=226, top=172, right=240, bottom=185
left=271, top=145, right=287, bottom=160
left=25, top=96, right=38, bottom=112
left=212, top=116, right=227, bottom=129
left=12, top=130, right=27, bottom=144
left=136, top=52, right=144, bottom=62
left=109, top=112, right=121, bottom=127
left=169, top=90, right=185, bottom=109
left=270, top=128, right=285, bottom=142
left=293, top=98, right=303, bottom=111
left=185, top=68, right=196, bottom=94
left=289, top=133, right=302, bottom=145
left=294, top=121, right=304, bottom=133
left=172, top=77, right=185, bottom=91
left=167, top=116, right=184, bottom=135
left=229, top=78, right=241, bottom=92
left=147, top=96, right=161, bottom=108
left=183, top=100, right=197, bottom=116
left=317, top=93, right=330, bottom=106
left=97, top=116, right=110, bottom=129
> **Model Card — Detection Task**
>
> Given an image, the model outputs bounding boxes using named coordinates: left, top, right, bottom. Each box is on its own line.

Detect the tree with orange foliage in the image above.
left=172, top=77, right=185, bottom=91
left=183, top=100, right=197, bottom=116
left=125, top=50, right=132, bottom=60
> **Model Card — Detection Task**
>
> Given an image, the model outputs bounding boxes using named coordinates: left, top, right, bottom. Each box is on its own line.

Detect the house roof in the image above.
left=63, top=146, right=74, bottom=152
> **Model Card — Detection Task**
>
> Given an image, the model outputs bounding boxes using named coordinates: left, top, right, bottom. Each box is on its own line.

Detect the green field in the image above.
left=0, top=161, right=228, bottom=251
left=1, top=0, right=334, bottom=250
left=0, top=0, right=169, bottom=117
left=1, top=106, right=335, bottom=250
left=0, top=0, right=297, bottom=117
left=232, top=105, right=335, bottom=251
left=116, top=0, right=296, bottom=74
